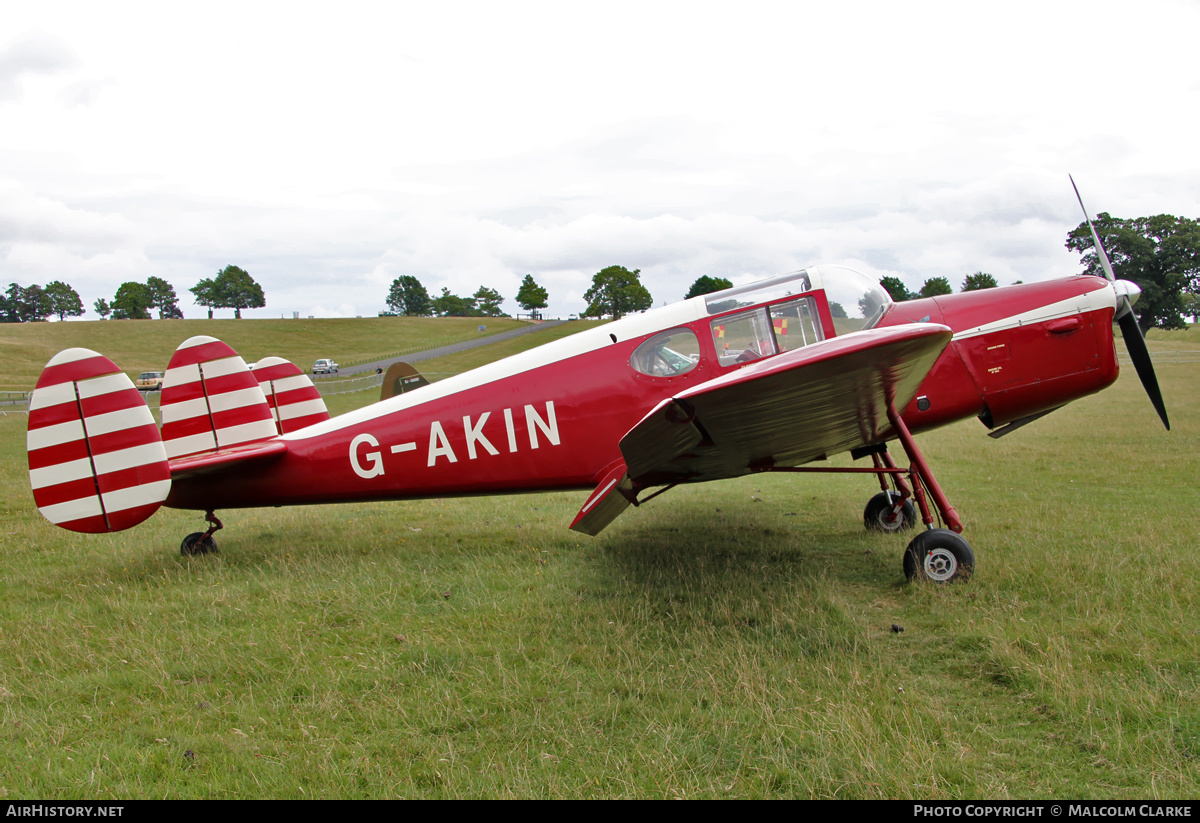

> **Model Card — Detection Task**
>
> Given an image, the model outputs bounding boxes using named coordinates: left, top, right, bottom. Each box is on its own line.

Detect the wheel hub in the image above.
left=923, top=548, right=958, bottom=582
left=877, top=507, right=903, bottom=531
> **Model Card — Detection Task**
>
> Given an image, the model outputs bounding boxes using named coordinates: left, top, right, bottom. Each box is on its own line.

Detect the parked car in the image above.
left=312, top=359, right=339, bottom=375
left=135, top=371, right=164, bottom=391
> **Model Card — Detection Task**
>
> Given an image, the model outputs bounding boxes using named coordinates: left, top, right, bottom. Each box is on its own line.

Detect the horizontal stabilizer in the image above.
left=167, top=439, right=289, bottom=481
left=160, top=336, right=278, bottom=459
left=27, top=349, right=170, bottom=533
left=250, top=357, right=330, bottom=434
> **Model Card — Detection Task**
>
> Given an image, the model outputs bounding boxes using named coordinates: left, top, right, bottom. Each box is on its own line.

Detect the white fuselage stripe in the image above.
left=285, top=301, right=712, bottom=441
left=951, top=284, right=1115, bottom=342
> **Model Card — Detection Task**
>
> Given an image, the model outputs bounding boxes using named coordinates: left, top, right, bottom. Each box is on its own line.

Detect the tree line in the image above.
left=6, top=211, right=1198, bottom=328
left=878, top=271, right=1002, bottom=302
left=0, top=266, right=266, bottom=323
left=385, top=266, right=658, bottom=321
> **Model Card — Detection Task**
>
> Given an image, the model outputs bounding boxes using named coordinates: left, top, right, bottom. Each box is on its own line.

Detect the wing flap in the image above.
left=569, top=462, right=635, bottom=536
left=620, top=323, right=952, bottom=486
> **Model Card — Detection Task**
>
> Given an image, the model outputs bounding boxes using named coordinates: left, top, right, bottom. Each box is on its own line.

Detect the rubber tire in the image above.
left=903, top=529, right=974, bottom=583
left=181, top=532, right=218, bottom=556
left=864, top=491, right=917, bottom=532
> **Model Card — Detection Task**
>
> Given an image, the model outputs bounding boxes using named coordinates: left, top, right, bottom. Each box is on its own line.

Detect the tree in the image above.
left=1066, top=213, right=1200, bottom=334
left=431, top=287, right=476, bottom=317
left=919, top=277, right=953, bottom=298
left=93, top=298, right=111, bottom=320
left=1182, top=292, right=1200, bottom=324
left=146, top=276, right=182, bottom=318
left=1, top=283, right=51, bottom=322
left=386, top=275, right=432, bottom=316
left=515, top=274, right=548, bottom=319
left=190, top=278, right=219, bottom=319
left=212, top=265, right=265, bottom=319
left=0, top=286, right=16, bottom=323
left=961, top=272, right=998, bottom=292
left=44, top=281, right=84, bottom=321
left=473, top=286, right=505, bottom=317
left=684, top=275, right=733, bottom=299
left=582, top=265, right=652, bottom=319
left=111, top=282, right=154, bottom=319
left=879, top=276, right=912, bottom=302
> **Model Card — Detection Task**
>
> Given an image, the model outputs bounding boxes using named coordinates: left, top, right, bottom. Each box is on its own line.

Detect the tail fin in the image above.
left=27, top=349, right=170, bottom=533
left=160, top=336, right=278, bottom=459
left=380, top=361, right=430, bottom=402
left=250, top=357, right=331, bottom=434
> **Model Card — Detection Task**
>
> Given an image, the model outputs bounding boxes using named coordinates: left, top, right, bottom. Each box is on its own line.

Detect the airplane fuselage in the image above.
left=165, top=271, right=1121, bottom=513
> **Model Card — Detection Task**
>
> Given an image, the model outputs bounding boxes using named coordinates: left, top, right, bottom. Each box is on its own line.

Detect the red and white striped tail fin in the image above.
left=249, top=357, right=331, bottom=434
left=160, top=336, right=279, bottom=460
left=27, top=349, right=170, bottom=533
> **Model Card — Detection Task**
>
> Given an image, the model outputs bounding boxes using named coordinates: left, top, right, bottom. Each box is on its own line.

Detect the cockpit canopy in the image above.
left=703, top=265, right=892, bottom=335
left=699, top=265, right=893, bottom=368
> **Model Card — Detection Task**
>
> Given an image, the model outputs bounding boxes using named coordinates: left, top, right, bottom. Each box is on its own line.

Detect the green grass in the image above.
left=0, top=316, right=531, bottom=389
left=0, top=324, right=1194, bottom=798
left=415, top=319, right=610, bottom=381
left=1144, top=323, right=1200, bottom=352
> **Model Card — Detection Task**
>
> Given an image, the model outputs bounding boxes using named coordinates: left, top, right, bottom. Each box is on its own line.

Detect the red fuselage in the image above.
left=165, top=275, right=1119, bottom=512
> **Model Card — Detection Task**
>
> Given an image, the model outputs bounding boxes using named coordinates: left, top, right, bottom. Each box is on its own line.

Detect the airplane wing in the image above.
left=570, top=323, right=952, bottom=535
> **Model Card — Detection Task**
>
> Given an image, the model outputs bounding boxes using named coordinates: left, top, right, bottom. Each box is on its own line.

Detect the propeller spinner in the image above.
left=1069, top=175, right=1170, bottom=430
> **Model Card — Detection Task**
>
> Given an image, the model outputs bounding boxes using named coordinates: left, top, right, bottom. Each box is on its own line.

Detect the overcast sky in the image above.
left=3, top=0, right=1199, bottom=321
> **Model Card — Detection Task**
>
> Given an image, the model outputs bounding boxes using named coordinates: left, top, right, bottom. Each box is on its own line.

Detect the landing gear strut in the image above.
left=765, top=405, right=975, bottom=583
left=181, top=510, right=222, bottom=556
left=863, top=450, right=917, bottom=532
left=884, top=405, right=972, bottom=583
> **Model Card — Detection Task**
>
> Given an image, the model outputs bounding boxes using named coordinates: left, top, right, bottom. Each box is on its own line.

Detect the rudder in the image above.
left=250, top=356, right=330, bottom=434
left=160, top=336, right=279, bottom=459
left=27, top=349, right=170, bottom=533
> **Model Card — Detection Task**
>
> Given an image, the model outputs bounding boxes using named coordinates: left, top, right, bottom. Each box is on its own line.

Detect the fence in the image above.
left=311, top=372, right=384, bottom=396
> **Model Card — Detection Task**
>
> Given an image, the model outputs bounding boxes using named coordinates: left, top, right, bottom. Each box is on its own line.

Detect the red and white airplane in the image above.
left=24, top=187, right=1168, bottom=583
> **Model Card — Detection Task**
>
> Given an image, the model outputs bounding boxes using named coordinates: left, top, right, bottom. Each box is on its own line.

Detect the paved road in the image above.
left=338, top=320, right=568, bottom=376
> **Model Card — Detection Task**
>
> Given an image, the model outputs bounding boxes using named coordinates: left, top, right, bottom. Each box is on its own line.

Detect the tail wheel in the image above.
left=864, top=491, right=917, bottom=532
left=181, top=532, right=218, bottom=556
left=903, top=529, right=974, bottom=583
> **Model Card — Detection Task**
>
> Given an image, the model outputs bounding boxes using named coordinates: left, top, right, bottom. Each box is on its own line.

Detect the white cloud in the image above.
left=0, top=1, right=1196, bottom=322
left=0, top=31, right=77, bottom=101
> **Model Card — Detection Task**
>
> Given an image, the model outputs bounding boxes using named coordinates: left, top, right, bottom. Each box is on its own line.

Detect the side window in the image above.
left=630, top=328, right=701, bottom=377
left=712, top=309, right=776, bottom=366
left=769, top=297, right=824, bottom=352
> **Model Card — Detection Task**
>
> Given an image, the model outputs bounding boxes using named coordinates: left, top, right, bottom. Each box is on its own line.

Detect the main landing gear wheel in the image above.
left=903, top=529, right=974, bottom=583
left=181, top=532, right=218, bottom=556
left=864, top=491, right=917, bottom=533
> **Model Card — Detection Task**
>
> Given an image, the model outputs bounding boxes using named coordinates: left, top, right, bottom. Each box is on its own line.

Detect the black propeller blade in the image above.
left=1117, top=310, right=1170, bottom=430
left=1069, top=175, right=1170, bottom=430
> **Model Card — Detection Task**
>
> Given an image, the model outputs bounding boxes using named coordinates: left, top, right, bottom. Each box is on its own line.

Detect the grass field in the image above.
left=0, top=316, right=531, bottom=389
left=0, top=320, right=1195, bottom=798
